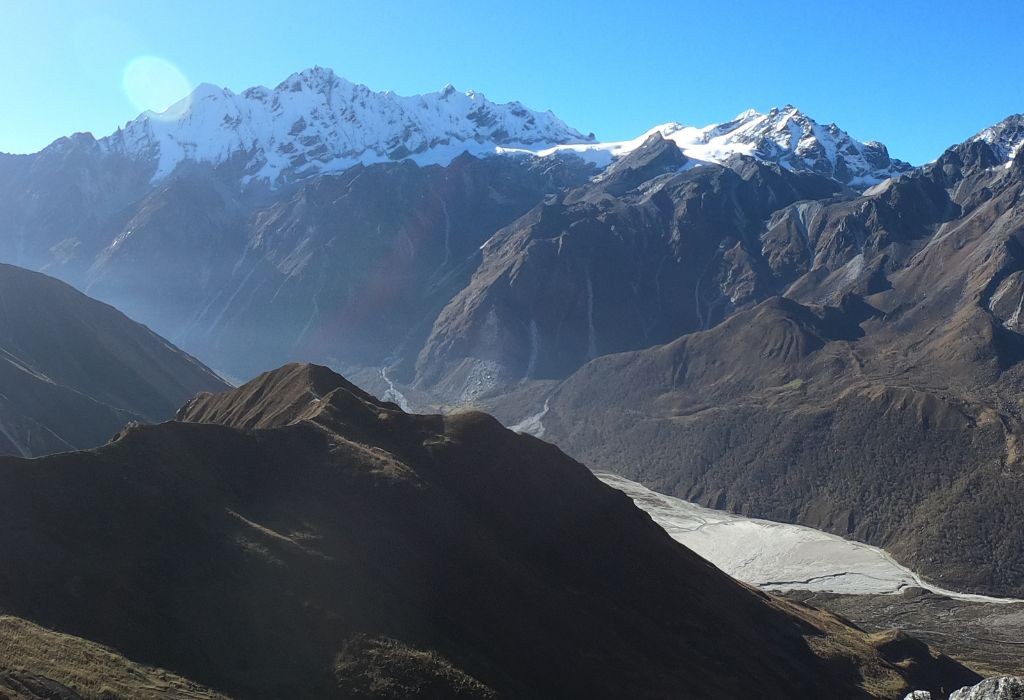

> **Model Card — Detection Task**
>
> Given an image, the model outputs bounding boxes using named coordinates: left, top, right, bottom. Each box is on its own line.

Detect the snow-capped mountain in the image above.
left=507, top=105, right=912, bottom=188
left=971, top=113, right=1024, bottom=163
left=97, top=66, right=594, bottom=185
left=49, top=67, right=912, bottom=190
left=80, top=68, right=912, bottom=190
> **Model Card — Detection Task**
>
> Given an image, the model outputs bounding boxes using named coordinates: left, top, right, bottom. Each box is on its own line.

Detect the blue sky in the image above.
left=2, top=0, right=1022, bottom=164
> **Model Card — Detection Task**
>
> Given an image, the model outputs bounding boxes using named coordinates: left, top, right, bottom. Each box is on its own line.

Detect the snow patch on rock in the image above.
left=505, top=105, right=912, bottom=188
left=972, top=114, right=1024, bottom=164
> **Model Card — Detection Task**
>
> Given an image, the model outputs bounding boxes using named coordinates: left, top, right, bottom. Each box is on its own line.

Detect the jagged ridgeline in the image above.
left=0, top=68, right=926, bottom=385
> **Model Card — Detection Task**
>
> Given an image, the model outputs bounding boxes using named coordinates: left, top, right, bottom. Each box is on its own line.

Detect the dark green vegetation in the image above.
left=0, top=364, right=978, bottom=698
left=0, top=263, right=226, bottom=457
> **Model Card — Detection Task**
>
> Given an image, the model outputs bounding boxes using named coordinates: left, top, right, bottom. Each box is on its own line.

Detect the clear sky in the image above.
left=2, top=0, right=1022, bottom=164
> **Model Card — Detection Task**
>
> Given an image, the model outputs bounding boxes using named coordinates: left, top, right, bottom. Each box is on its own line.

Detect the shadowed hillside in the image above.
left=0, top=263, right=227, bottom=457
left=0, top=364, right=977, bottom=698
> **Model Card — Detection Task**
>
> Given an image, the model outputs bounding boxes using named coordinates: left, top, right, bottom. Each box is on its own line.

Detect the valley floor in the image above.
left=599, top=473, right=1023, bottom=602
left=785, top=590, right=1024, bottom=677
left=599, top=473, right=1024, bottom=676
left=355, top=377, right=1024, bottom=676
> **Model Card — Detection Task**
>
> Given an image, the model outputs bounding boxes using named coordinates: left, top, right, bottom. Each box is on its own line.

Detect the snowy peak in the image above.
left=46, top=69, right=913, bottom=191
left=708, top=105, right=913, bottom=187
left=514, top=105, right=911, bottom=189
left=970, top=114, right=1024, bottom=163
left=97, top=66, right=593, bottom=185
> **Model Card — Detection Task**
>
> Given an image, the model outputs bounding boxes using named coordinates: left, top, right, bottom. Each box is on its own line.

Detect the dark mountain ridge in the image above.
left=0, top=363, right=979, bottom=698
left=0, top=262, right=226, bottom=457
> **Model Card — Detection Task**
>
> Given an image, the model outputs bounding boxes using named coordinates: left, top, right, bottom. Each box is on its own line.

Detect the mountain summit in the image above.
left=17, top=68, right=916, bottom=192
left=95, top=66, right=593, bottom=185
left=515, top=105, right=912, bottom=188
left=970, top=113, right=1024, bottom=163
left=22, top=68, right=916, bottom=191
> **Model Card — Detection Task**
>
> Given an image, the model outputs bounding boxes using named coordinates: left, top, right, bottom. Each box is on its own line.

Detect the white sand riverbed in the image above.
left=598, top=472, right=1022, bottom=603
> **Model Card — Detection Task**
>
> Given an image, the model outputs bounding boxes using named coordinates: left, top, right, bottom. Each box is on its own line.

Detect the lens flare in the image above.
left=122, top=56, right=192, bottom=120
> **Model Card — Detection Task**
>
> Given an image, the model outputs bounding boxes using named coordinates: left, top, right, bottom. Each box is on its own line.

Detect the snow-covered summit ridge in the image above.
left=97, top=66, right=594, bottom=185
left=971, top=113, right=1024, bottom=163
left=504, top=105, right=913, bottom=188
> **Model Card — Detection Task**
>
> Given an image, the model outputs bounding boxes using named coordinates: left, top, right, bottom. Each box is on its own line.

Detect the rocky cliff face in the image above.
left=413, top=135, right=844, bottom=400
left=907, top=676, right=1024, bottom=700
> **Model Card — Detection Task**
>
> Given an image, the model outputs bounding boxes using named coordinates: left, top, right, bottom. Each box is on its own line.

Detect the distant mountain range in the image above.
left=0, top=67, right=951, bottom=384
left=3, top=67, right=1024, bottom=601
left=511, top=115, right=1024, bottom=597
left=509, top=104, right=912, bottom=188
left=3, top=67, right=913, bottom=190
left=98, top=66, right=594, bottom=186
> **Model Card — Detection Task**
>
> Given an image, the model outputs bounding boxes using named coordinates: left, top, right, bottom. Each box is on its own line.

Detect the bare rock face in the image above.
left=413, top=137, right=843, bottom=400
left=951, top=678, right=1024, bottom=700
left=0, top=671, right=81, bottom=700
left=907, top=677, right=1024, bottom=700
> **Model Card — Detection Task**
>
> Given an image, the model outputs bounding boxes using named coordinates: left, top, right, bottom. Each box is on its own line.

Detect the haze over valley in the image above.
left=2, top=3, right=1024, bottom=697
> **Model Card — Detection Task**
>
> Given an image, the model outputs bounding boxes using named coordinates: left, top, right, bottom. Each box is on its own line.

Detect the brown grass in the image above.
left=0, top=616, right=226, bottom=699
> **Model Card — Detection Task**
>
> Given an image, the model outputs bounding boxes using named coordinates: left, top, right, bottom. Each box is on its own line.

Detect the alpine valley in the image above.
left=3, top=65, right=1024, bottom=697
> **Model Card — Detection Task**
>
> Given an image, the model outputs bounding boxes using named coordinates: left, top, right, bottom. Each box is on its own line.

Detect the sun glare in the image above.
left=122, top=56, right=192, bottom=120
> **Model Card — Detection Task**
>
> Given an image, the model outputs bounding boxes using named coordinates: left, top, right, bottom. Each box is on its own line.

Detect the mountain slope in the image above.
left=0, top=615, right=225, bottom=699
left=533, top=130, right=1024, bottom=597
left=0, top=68, right=917, bottom=384
left=0, top=363, right=976, bottom=698
left=79, top=154, right=593, bottom=380
left=0, top=262, right=226, bottom=456
left=414, top=136, right=843, bottom=399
